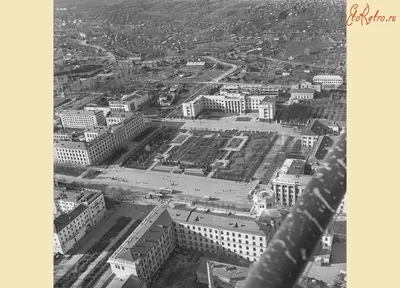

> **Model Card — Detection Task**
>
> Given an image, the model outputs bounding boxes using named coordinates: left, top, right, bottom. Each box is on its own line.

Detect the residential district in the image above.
left=54, top=1, right=347, bottom=288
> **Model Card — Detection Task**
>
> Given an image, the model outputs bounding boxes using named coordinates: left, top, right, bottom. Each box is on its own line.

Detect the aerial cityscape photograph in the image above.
left=53, top=0, right=347, bottom=288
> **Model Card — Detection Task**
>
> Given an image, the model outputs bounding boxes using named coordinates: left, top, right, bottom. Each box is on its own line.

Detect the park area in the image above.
left=166, top=131, right=232, bottom=167
left=275, top=101, right=346, bottom=124
left=123, top=128, right=180, bottom=170
left=213, top=132, right=279, bottom=182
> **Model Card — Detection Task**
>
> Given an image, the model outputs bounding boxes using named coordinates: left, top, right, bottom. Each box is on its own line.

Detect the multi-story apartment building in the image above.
left=54, top=188, right=107, bottom=254
left=290, top=88, right=315, bottom=100
left=109, top=90, right=149, bottom=112
left=271, top=159, right=312, bottom=207
left=170, top=207, right=273, bottom=263
left=59, top=110, right=106, bottom=128
left=107, top=203, right=276, bottom=285
left=54, top=204, right=91, bottom=254
left=220, top=84, right=279, bottom=96
left=54, top=188, right=107, bottom=225
left=54, top=130, right=115, bottom=165
left=107, top=204, right=176, bottom=284
left=54, top=113, right=145, bottom=165
left=313, top=75, right=344, bottom=89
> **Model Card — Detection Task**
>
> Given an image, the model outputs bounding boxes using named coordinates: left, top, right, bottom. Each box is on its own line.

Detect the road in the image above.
left=56, top=167, right=259, bottom=205
left=263, top=56, right=336, bottom=70
left=204, top=56, right=238, bottom=82
left=75, top=40, right=116, bottom=62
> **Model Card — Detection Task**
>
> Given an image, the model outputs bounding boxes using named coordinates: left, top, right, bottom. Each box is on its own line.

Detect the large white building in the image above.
left=54, top=188, right=107, bottom=254
left=59, top=110, right=106, bottom=128
left=312, top=75, right=344, bottom=89
left=182, top=84, right=279, bottom=119
left=109, top=90, right=149, bottom=112
left=107, top=203, right=275, bottom=285
left=54, top=113, right=145, bottom=165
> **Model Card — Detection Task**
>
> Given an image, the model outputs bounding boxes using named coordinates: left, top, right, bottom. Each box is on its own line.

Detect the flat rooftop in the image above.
left=54, top=204, right=88, bottom=233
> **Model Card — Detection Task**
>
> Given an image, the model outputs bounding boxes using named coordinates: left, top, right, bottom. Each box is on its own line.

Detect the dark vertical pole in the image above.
left=242, top=131, right=346, bottom=288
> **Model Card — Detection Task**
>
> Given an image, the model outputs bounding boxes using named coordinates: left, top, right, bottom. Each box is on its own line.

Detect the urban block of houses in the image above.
left=106, top=203, right=275, bottom=286
left=109, top=90, right=150, bottom=112
left=53, top=188, right=107, bottom=254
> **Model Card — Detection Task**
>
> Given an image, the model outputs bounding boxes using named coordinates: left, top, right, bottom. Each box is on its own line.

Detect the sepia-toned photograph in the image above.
left=53, top=1, right=347, bottom=288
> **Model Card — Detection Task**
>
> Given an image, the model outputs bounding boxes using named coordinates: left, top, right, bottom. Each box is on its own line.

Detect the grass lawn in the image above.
left=235, top=117, right=252, bottom=122
left=54, top=163, right=86, bottom=177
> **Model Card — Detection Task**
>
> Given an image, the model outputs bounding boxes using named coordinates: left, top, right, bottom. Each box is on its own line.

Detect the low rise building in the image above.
left=186, top=61, right=205, bottom=70
left=313, top=75, right=344, bottom=89
left=110, top=91, right=149, bottom=112
left=290, top=88, right=315, bottom=100
left=291, top=80, right=321, bottom=92
left=59, top=110, right=106, bottom=128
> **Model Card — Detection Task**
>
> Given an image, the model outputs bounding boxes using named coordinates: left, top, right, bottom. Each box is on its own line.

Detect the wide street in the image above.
left=165, top=114, right=302, bottom=137
left=56, top=166, right=261, bottom=205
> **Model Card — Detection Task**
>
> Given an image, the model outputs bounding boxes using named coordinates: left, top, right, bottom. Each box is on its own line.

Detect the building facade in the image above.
left=313, top=75, right=344, bottom=89
left=170, top=208, right=272, bottom=263
left=258, top=97, right=276, bottom=120
left=59, top=110, right=106, bottom=128
left=109, top=91, right=149, bottom=112
left=54, top=204, right=91, bottom=254
left=54, top=113, right=145, bottom=165
left=271, top=159, right=312, bottom=207
left=290, top=88, right=315, bottom=100
left=107, top=204, right=176, bottom=284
